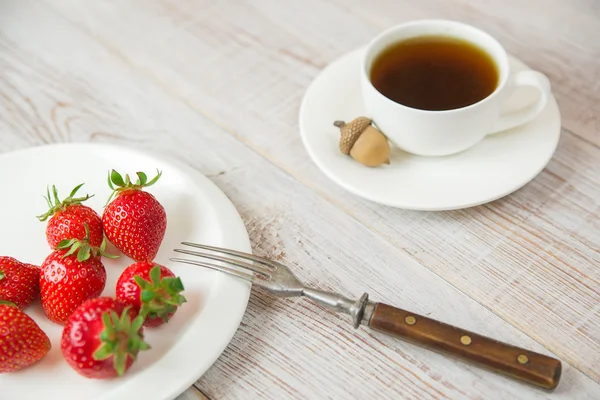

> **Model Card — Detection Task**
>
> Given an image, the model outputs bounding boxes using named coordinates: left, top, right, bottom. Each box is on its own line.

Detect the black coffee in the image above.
left=370, top=35, right=499, bottom=111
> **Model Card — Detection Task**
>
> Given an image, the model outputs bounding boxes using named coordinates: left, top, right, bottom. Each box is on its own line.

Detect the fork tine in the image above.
left=170, top=258, right=257, bottom=283
left=173, top=248, right=271, bottom=277
left=181, top=242, right=278, bottom=271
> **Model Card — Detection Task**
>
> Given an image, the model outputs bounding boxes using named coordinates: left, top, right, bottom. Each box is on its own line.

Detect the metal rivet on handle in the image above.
left=517, top=354, right=529, bottom=364
left=405, top=316, right=416, bottom=325
left=460, top=335, right=472, bottom=345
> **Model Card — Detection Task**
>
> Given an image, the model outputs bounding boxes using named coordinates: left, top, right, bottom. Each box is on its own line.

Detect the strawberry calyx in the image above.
left=37, top=183, right=94, bottom=222
left=135, top=265, right=186, bottom=323
left=0, top=270, right=4, bottom=281
left=57, top=223, right=118, bottom=261
left=0, top=300, right=17, bottom=307
left=93, top=307, right=150, bottom=376
left=105, top=169, right=161, bottom=205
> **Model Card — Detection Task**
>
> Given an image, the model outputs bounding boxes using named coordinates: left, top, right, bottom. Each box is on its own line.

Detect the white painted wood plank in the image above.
left=37, top=0, right=600, bottom=385
left=176, top=386, right=209, bottom=400
left=41, top=0, right=600, bottom=145
left=1, top=1, right=598, bottom=399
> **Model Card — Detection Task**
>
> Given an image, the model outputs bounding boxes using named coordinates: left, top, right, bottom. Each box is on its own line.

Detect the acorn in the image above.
left=335, top=117, right=390, bottom=167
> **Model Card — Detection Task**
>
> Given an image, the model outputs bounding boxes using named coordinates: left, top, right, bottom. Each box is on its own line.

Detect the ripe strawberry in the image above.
left=40, top=224, right=114, bottom=324
left=37, top=183, right=103, bottom=249
left=0, top=301, right=51, bottom=373
left=116, top=262, right=186, bottom=327
left=0, top=257, right=39, bottom=309
left=103, top=170, right=166, bottom=261
left=61, top=297, right=149, bottom=378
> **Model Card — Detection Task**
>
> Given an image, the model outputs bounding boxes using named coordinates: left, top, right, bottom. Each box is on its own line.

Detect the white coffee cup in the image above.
left=361, top=20, right=551, bottom=156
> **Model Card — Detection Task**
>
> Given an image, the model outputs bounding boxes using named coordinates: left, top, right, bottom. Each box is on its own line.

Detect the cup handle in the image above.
left=489, top=70, right=551, bottom=134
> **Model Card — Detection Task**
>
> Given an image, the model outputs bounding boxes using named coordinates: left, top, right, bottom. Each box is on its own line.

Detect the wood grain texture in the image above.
left=176, top=386, right=210, bottom=400
left=41, top=0, right=600, bottom=146
left=1, top=0, right=598, bottom=399
left=38, top=0, right=600, bottom=386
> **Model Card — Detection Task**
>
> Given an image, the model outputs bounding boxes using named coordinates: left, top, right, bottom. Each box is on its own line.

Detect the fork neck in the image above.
left=302, top=288, right=370, bottom=329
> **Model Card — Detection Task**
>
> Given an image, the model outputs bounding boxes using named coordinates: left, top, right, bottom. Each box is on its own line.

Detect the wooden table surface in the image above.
left=1, top=0, right=599, bottom=399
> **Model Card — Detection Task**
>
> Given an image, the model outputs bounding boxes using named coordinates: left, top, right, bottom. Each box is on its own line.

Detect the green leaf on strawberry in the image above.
left=92, top=307, right=149, bottom=377
left=134, top=265, right=186, bottom=323
left=58, top=223, right=118, bottom=261
left=105, top=169, right=162, bottom=205
left=37, top=183, right=95, bottom=222
left=136, top=171, right=147, bottom=185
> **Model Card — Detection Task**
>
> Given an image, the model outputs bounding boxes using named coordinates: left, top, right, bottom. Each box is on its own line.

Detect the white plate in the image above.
left=299, top=48, right=561, bottom=210
left=0, top=143, right=251, bottom=400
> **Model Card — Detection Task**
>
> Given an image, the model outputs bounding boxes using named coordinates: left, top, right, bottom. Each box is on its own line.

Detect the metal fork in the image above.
left=172, top=242, right=561, bottom=390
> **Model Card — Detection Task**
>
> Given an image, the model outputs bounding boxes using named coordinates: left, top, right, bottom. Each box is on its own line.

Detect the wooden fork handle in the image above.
left=368, top=303, right=561, bottom=390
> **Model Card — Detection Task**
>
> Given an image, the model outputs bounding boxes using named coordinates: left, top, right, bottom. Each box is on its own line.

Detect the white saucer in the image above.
left=299, top=48, right=561, bottom=210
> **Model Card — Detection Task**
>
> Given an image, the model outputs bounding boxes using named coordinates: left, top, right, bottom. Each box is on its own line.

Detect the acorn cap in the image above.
left=334, top=117, right=373, bottom=154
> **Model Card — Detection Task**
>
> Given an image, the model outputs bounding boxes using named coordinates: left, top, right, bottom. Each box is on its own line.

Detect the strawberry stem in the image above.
left=37, top=183, right=94, bottom=222
left=105, top=169, right=161, bottom=206
left=134, top=265, right=186, bottom=323
left=57, top=223, right=119, bottom=261
left=93, top=307, right=150, bottom=376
